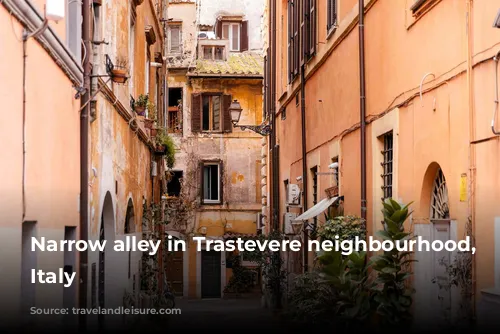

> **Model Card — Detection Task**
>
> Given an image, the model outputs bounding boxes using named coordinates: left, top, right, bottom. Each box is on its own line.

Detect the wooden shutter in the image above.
left=309, top=0, right=316, bottom=56
left=300, top=0, right=307, bottom=62
left=191, top=93, right=201, bottom=133
left=288, top=0, right=293, bottom=82
left=327, top=0, right=332, bottom=29
left=222, top=94, right=232, bottom=132
left=219, top=161, right=224, bottom=204
left=293, top=0, right=299, bottom=76
left=241, top=21, right=248, bottom=51
left=215, top=19, right=223, bottom=38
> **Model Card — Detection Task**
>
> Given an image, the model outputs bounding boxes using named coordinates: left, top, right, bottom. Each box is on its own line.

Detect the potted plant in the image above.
left=135, top=94, right=148, bottom=116
left=111, top=56, right=128, bottom=84
left=144, top=100, right=156, bottom=129
left=155, top=129, right=176, bottom=168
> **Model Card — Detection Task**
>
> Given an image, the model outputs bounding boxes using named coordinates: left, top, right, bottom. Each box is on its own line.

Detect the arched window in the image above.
left=124, top=199, right=135, bottom=234
left=430, top=168, right=449, bottom=219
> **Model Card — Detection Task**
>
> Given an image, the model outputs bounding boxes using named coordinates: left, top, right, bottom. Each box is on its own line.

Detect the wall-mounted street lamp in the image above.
left=229, top=100, right=272, bottom=136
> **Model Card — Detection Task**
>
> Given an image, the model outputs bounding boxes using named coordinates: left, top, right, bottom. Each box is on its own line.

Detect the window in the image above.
left=67, top=0, right=82, bottom=63
left=327, top=0, right=337, bottom=32
left=191, top=93, right=232, bottom=133
left=288, top=0, right=299, bottom=81
left=331, top=156, right=339, bottom=186
left=216, top=19, right=248, bottom=52
left=202, top=95, right=221, bottom=131
left=168, top=88, right=182, bottom=133
left=381, top=131, right=393, bottom=200
left=222, top=22, right=240, bottom=51
left=288, top=0, right=316, bottom=81
left=201, top=162, right=222, bottom=204
left=167, top=171, right=183, bottom=197
left=202, top=46, right=225, bottom=60
left=169, top=24, right=182, bottom=53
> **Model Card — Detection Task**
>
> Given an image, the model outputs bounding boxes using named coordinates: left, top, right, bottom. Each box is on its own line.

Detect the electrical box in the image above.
left=284, top=212, right=298, bottom=235
left=286, top=184, right=301, bottom=206
left=46, top=0, right=65, bottom=21
left=256, top=213, right=265, bottom=230
left=151, top=161, right=157, bottom=177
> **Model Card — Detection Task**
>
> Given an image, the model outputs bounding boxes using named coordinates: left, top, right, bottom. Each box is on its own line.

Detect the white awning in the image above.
left=293, top=196, right=339, bottom=221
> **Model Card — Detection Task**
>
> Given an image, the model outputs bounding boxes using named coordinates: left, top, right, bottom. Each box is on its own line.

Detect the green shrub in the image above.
left=284, top=271, right=338, bottom=326
left=318, top=215, right=366, bottom=242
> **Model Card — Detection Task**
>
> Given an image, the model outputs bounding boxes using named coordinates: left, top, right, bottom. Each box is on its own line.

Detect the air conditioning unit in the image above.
left=286, top=184, right=301, bottom=206
left=151, top=161, right=157, bottom=177
left=256, top=213, right=265, bottom=230
left=284, top=212, right=298, bottom=235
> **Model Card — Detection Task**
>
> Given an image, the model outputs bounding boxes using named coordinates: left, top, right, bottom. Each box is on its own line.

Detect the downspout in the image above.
left=270, top=0, right=278, bottom=233
left=270, top=0, right=282, bottom=310
left=79, top=0, right=91, bottom=327
left=359, top=0, right=367, bottom=223
left=465, top=0, right=477, bottom=318
left=300, top=64, right=308, bottom=272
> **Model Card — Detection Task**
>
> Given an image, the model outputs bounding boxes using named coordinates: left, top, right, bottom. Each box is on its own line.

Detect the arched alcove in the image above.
left=124, top=198, right=135, bottom=234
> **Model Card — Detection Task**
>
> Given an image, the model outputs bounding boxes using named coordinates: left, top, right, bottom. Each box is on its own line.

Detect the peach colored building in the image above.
left=0, top=0, right=82, bottom=328
left=265, top=0, right=500, bottom=328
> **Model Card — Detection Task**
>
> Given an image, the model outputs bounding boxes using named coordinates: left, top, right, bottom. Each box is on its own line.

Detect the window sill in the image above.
left=201, top=202, right=222, bottom=206
left=326, top=25, right=337, bottom=41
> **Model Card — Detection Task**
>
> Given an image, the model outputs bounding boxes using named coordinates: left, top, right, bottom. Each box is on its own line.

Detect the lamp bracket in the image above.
left=234, top=123, right=271, bottom=136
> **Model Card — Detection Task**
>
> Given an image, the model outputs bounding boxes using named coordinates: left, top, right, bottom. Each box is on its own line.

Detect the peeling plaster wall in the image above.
left=198, top=0, right=266, bottom=51
left=166, top=1, right=197, bottom=68
left=88, top=0, right=163, bottom=308
left=166, top=75, right=263, bottom=298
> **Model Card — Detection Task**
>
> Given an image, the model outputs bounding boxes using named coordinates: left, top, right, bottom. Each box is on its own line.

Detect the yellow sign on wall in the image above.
left=460, top=173, right=467, bottom=202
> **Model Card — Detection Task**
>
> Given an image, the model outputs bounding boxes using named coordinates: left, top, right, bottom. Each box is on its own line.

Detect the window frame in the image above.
left=201, top=161, right=222, bottom=205
left=222, top=22, right=241, bottom=51
left=381, top=131, right=393, bottom=201
left=168, top=24, right=182, bottom=54
left=201, top=93, right=223, bottom=133
left=327, top=0, right=338, bottom=36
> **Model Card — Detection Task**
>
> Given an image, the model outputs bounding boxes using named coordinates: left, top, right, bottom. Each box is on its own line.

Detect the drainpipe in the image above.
left=270, top=0, right=278, bottom=233
left=466, top=0, right=477, bottom=318
left=359, top=0, right=367, bottom=223
left=79, top=0, right=91, bottom=327
left=300, top=64, right=308, bottom=272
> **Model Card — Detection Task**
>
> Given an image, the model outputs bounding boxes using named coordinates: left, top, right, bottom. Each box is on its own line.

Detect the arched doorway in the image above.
left=99, top=192, right=115, bottom=311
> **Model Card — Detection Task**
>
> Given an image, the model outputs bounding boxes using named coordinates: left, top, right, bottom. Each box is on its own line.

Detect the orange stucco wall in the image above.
left=0, top=4, right=80, bottom=320
left=273, top=0, right=500, bottom=308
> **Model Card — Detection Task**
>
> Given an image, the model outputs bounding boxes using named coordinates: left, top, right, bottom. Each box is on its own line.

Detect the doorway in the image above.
left=165, top=250, right=184, bottom=296
left=430, top=168, right=451, bottom=317
left=201, top=250, right=221, bottom=298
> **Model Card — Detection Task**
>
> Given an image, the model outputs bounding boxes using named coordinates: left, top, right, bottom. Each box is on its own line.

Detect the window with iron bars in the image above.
left=381, top=131, right=393, bottom=201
